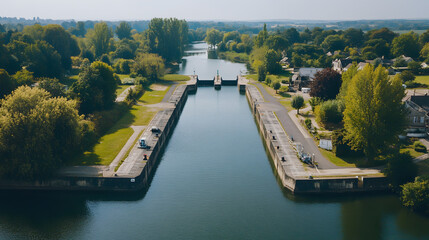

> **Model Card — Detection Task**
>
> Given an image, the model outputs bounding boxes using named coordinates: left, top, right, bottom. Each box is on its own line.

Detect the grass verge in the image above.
left=160, top=74, right=190, bottom=81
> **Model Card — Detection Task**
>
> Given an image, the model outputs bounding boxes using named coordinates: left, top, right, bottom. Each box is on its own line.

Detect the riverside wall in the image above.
left=0, top=84, right=191, bottom=192
left=245, top=85, right=389, bottom=194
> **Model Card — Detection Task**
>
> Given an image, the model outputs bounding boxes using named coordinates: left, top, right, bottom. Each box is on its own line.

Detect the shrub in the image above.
left=281, top=79, right=288, bottom=84
left=305, top=118, right=312, bottom=130
left=265, top=77, right=272, bottom=85
left=278, top=86, right=291, bottom=97
left=401, top=176, right=429, bottom=212
left=384, top=152, right=418, bottom=188
left=414, top=141, right=427, bottom=153
left=315, top=100, right=345, bottom=126
left=332, top=128, right=362, bottom=157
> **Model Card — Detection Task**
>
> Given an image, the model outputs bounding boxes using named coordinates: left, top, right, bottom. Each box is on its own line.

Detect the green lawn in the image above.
left=139, top=84, right=171, bottom=104
left=246, top=72, right=292, bottom=83
left=218, top=51, right=249, bottom=63
left=320, top=149, right=358, bottom=167
left=415, top=75, right=429, bottom=86
left=160, top=74, right=190, bottom=81
left=73, top=83, right=172, bottom=166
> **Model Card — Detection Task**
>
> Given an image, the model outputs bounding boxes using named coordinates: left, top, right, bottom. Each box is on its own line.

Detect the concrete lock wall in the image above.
left=245, top=85, right=388, bottom=194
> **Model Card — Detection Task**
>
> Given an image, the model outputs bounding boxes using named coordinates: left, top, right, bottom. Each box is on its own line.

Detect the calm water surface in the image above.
left=0, top=42, right=428, bottom=240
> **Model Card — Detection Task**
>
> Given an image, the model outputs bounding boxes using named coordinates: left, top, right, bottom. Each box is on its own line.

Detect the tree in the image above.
left=257, top=65, right=266, bottom=82
left=292, top=95, right=304, bottom=114
left=0, top=69, right=15, bottom=98
left=343, top=65, right=406, bottom=162
left=0, top=86, right=83, bottom=180
left=398, top=71, right=415, bottom=83
left=115, top=21, right=132, bottom=40
left=12, top=69, right=34, bottom=86
left=342, top=28, right=364, bottom=47
left=264, top=49, right=282, bottom=74
left=309, top=68, right=342, bottom=100
left=367, top=27, right=397, bottom=43
left=401, top=176, right=429, bottom=212
left=308, top=97, right=322, bottom=112
left=272, top=81, right=281, bottom=93
left=338, top=64, right=358, bottom=100
left=70, top=61, right=117, bottom=114
left=69, top=21, right=86, bottom=37
left=283, top=28, right=301, bottom=44
left=132, top=53, right=165, bottom=81
left=391, top=32, right=420, bottom=59
left=205, top=28, right=223, bottom=48
left=421, top=43, right=429, bottom=61
left=363, top=39, right=390, bottom=58
left=265, top=35, right=289, bottom=51
left=86, top=22, right=112, bottom=58
left=315, top=100, right=345, bottom=126
left=24, top=40, right=63, bottom=78
left=384, top=152, right=417, bottom=187
left=38, top=78, right=66, bottom=97
left=407, top=61, right=421, bottom=75
left=43, top=24, right=80, bottom=70
left=322, top=35, right=346, bottom=52
left=255, top=24, right=268, bottom=47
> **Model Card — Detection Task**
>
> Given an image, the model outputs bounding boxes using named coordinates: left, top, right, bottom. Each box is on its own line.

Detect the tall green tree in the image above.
left=115, top=21, right=132, bottom=40
left=255, top=24, right=268, bottom=47
left=292, top=95, right=304, bottom=115
left=0, top=69, right=15, bottom=98
left=264, top=49, right=281, bottom=74
left=70, top=61, right=117, bottom=114
left=24, top=40, right=63, bottom=78
left=343, top=65, right=406, bottom=162
left=205, top=28, right=223, bottom=48
left=391, top=32, right=421, bottom=58
left=43, top=24, right=80, bottom=70
left=0, top=86, right=83, bottom=180
left=86, top=22, right=113, bottom=58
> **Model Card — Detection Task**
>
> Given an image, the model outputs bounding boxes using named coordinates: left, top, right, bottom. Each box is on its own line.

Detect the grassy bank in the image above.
left=73, top=82, right=172, bottom=166
left=218, top=51, right=249, bottom=63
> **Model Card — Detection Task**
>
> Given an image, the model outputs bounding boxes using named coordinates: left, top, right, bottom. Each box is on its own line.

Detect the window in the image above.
left=421, top=117, right=425, bottom=124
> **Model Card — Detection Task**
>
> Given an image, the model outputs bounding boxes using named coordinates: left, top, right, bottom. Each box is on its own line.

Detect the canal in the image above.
left=0, top=42, right=428, bottom=240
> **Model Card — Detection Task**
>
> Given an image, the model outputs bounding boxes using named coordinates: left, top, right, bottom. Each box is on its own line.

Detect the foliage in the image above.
left=391, top=32, right=421, bottom=58
left=115, top=21, right=132, bottom=40
left=257, top=65, right=266, bottom=82
left=205, top=28, right=223, bottom=47
left=332, top=128, right=362, bottom=157
left=12, top=69, right=34, bottom=86
left=24, top=40, right=63, bottom=78
left=321, top=35, right=346, bottom=52
left=315, top=99, right=345, bottom=126
left=292, top=95, right=304, bottom=114
left=264, top=49, right=282, bottom=74
left=0, top=69, right=15, bottom=98
left=308, top=97, right=322, bottom=112
left=384, top=152, right=418, bottom=187
left=38, top=78, right=66, bottom=97
left=70, top=61, right=117, bottom=114
left=86, top=22, right=113, bottom=58
left=401, top=177, right=429, bottom=212
left=344, top=65, right=406, bottom=161
left=114, top=59, right=133, bottom=74
left=305, top=118, right=312, bottom=130
left=398, top=70, right=415, bottom=83
left=146, top=18, right=188, bottom=62
left=0, top=86, right=85, bottom=180
left=272, top=81, right=281, bottom=93
left=131, top=53, right=165, bottom=81
left=255, top=24, right=268, bottom=47
left=309, top=68, right=342, bottom=100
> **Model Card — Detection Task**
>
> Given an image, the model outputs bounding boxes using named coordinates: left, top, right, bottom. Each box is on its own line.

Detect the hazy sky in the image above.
left=1, top=0, right=428, bottom=21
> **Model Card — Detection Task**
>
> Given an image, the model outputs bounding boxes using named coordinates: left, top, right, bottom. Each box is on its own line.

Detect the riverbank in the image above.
left=245, top=83, right=389, bottom=193
left=0, top=83, right=191, bottom=192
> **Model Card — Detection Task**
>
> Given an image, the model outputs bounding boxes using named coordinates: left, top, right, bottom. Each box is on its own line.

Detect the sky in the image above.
left=1, top=0, right=429, bottom=21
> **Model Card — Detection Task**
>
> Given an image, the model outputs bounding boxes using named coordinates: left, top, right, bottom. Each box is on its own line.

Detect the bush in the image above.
left=404, top=80, right=426, bottom=88
left=384, top=152, right=418, bottom=188
left=281, top=79, right=288, bottom=84
left=278, top=86, right=291, bottom=97
left=315, top=100, right=345, bottom=126
left=401, top=176, right=429, bottom=212
left=414, top=141, right=427, bottom=153
left=265, top=77, right=272, bottom=85
left=398, top=71, right=415, bottom=83
left=114, top=59, right=133, bottom=74
left=305, top=118, right=312, bottom=130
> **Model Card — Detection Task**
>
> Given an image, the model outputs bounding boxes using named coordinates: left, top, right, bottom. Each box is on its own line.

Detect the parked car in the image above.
left=138, top=138, right=151, bottom=149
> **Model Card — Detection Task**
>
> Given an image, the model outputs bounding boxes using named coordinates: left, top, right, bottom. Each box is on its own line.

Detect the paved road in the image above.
left=253, top=82, right=341, bottom=169
left=115, top=85, right=136, bottom=102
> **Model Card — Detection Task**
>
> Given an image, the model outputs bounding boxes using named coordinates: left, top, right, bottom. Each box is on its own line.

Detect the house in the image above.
left=291, top=68, right=324, bottom=89
left=421, top=62, right=429, bottom=69
left=332, top=58, right=353, bottom=72
left=404, top=95, right=429, bottom=138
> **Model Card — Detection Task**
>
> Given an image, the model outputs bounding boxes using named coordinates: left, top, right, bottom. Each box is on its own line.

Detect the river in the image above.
left=0, top=42, right=428, bottom=240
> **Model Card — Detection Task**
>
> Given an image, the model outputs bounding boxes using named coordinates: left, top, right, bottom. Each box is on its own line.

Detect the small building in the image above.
left=332, top=58, right=353, bottom=73
left=404, top=96, right=429, bottom=138
left=291, top=68, right=324, bottom=90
